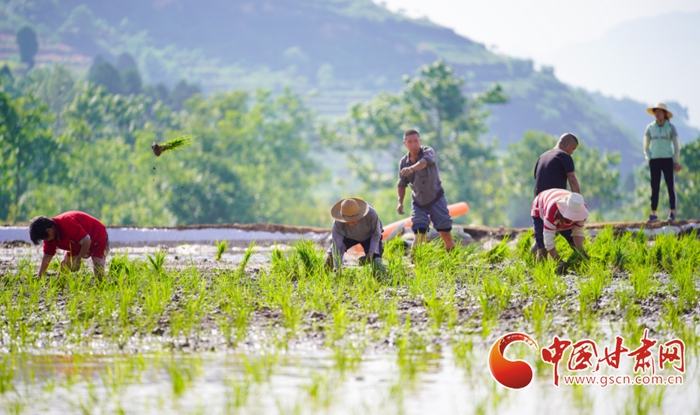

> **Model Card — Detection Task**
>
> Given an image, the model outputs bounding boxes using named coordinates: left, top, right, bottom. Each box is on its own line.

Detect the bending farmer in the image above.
left=643, top=103, right=681, bottom=222
left=531, top=189, right=589, bottom=266
left=397, top=129, right=455, bottom=252
left=29, top=211, right=110, bottom=278
left=326, top=198, right=384, bottom=272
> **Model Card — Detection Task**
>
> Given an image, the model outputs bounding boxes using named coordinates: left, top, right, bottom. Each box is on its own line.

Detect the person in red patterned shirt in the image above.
left=29, top=211, right=109, bottom=278
left=531, top=189, right=589, bottom=268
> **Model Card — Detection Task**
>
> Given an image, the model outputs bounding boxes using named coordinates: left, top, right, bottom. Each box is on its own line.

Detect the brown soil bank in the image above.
left=114, top=219, right=700, bottom=242
left=461, top=219, right=700, bottom=241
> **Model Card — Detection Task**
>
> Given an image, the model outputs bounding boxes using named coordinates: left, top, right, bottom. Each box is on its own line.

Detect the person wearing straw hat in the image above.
left=643, top=103, right=682, bottom=222
left=325, top=198, right=385, bottom=272
left=531, top=188, right=589, bottom=270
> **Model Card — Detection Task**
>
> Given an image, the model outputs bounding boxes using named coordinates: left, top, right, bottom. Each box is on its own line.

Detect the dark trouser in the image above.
left=532, top=217, right=574, bottom=250
left=649, top=158, right=676, bottom=211
left=343, top=236, right=383, bottom=259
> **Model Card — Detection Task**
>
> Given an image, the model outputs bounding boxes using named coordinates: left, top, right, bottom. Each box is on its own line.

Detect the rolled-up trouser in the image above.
left=411, top=195, right=453, bottom=234
left=532, top=217, right=574, bottom=250
left=649, top=157, right=676, bottom=211
left=342, top=236, right=383, bottom=259
left=64, top=231, right=110, bottom=261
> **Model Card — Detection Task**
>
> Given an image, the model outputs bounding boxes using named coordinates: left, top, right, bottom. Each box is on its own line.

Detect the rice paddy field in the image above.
left=1, top=227, right=700, bottom=415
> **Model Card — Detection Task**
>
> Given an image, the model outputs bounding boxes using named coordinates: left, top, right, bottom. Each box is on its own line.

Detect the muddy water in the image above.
left=4, top=345, right=699, bottom=415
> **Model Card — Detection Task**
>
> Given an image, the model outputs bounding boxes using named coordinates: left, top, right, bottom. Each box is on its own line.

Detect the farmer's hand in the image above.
left=324, top=253, right=335, bottom=270
left=674, top=162, right=682, bottom=172
left=535, top=248, right=548, bottom=263
left=579, top=249, right=591, bottom=261
left=556, top=260, right=568, bottom=274
left=400, top=167, right=413, bottom=177
left=358, top=255, right=369, bottom=266
left=396, top=203, right=404, bottom=215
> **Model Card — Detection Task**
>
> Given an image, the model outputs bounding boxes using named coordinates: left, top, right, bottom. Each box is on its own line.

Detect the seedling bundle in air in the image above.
left=151, top=135, right=195, bottom=157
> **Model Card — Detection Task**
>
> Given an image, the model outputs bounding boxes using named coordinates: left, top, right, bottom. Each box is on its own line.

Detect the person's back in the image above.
left=533, top=133, right=579, bottom=197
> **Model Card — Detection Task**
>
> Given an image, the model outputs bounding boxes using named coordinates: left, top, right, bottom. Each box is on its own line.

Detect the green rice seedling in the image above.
left=501, top=260, right=527, bottom=292
left=225, top=376, right=252, bottom=411
left=451, top=335, right=475, bottom=374
left=109, top=253, right=137, bottom=278
left=477, top=292, right=498, bottom=337
left=624, top=384, right=665, bottom=415
left=147, top=250, right=167, bottom=274
left=524, top=298, right=550, bottom=338
left=650, top=234, right=681, bottom=273
left=395, top=322, right=438, bottom=383
left=378, top=297, right=400, bottom=335
left=0, top=355, right=15, bottom=394
left=483, top=237, right=511, bottom=264
left=242, top=352, right=278, bottom=384
left=424, top=287, right=456, bottom=332
left=532, top=260, right=565, bottom=302
left=151, top=134, right=195, bottom=156
left=304, top=371, right=335, bottom=409
left=628, top=263, right=658, bottom=300
left=482, top=272, right=513, bottom=312
left=670, top=259, right=697, bottom=310
left=290, top=239, right=324, bottom=278
left=163, top=356, right=200, bottom=399
left=326, top=303, right=349, bottom=345
left=514, top=230, right=535, bottom=264
left=624, top=230, right=651, bottom=270
left=214, top=240, right=229, bottom=261
left=237, top=241, right=256, bottom=275
left=577, top=261, right=612, bottom=312
left=270, top=245, right=294, bottom=277
left=332, top=342, right=363, bottom=376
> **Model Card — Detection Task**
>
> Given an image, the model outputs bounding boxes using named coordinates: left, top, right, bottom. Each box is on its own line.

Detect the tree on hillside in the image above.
left=16, top=26, right=39, bottom=69
left=89, top=61, right=123, bottom=95
left=117, top=52, right=138, bottom=72
left=122, top=68, right=142, bottom=95
left=17, top=65, right=77, bottom=129
left=0, top=91, right=58, bottom=222
left=0, top=65, right=13, bottom=84
left=63, top=83, right=154, bottom=145
left=170, top=80, right=201, bottom=111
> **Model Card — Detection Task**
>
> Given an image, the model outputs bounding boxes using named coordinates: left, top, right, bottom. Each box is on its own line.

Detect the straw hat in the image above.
left=556, top=193, right=588, bottom=222
left=647, top=103, right=673, bottom=119
left=331, top=198, right=370, bottom=223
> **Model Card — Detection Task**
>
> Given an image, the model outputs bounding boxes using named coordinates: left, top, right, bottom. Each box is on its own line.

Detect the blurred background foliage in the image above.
left=1, top=56, right=698, bottom=228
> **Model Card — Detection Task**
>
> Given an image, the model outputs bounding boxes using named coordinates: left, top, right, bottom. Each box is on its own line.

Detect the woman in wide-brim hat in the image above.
left=643, top=102, right=682, bottom=223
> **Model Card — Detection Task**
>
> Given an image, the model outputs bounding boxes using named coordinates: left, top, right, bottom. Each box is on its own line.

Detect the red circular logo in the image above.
left=489, top=332, right=539, bottom=389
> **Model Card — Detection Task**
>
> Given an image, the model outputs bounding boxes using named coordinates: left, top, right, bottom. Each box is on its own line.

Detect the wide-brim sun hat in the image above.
left=331, top=198, right=370, bottom=223
left=556, top=193, right=588, bottom=222
left=647, top=103, right=673, bottom=119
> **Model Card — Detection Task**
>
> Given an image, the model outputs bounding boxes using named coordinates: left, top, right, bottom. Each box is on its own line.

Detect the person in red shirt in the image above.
left=531, top=189, right=589, bottom=269
left=29, top=211, right=109, bottom=278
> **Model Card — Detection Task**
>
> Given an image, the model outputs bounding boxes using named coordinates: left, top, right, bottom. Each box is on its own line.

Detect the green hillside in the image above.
left=1, top=0, right=697, bottom=172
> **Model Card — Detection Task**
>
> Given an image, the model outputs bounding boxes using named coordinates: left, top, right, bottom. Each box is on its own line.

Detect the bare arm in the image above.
left=78, top=238, right=91, bottom=259
left=38, top=255, right=54, bottom=277
left=397, top=186, right=406, bottom=215
left=567, top=172, right=581, bottom=194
